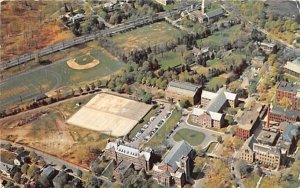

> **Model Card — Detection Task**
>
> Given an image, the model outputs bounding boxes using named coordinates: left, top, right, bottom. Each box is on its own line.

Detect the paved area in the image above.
left=130, top=103, right=172, bottom=147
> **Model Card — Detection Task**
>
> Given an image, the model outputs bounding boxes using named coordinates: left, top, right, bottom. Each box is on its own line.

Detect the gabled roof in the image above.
left=277, top=81, right=300, bottom=93
left=163, top=141, right=193, bottom=171
left=281, top=122, right=299, bottom=142
left=205, top=88, right=228, bottom=112
left=167, top=80, right=201, bottom=97
left=271, top=106, right=300, bottom=120
left=206, top=8, right=224, bottom=19
left=192, top=108, right=223, bottom=121
left=201, top=90, right=217, bottom=100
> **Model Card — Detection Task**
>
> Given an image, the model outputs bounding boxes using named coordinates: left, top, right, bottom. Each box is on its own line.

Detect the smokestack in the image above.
left=202, top=0, right=205, bottom=15
left=266, top=104, right=270, bottom=128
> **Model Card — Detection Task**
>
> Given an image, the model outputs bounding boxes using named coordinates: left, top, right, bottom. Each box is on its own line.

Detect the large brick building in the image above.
left=269, top=105, right=300, bottom=123
left=236, top=111, right=260, bottom=140
left=165, top=80, right=202, bottom=105
left=275, top=81, right=300, bottom=110
left=105, top=139, right=154, bottom=180
left=152, top=141, right=196, bottom=188
left=191, top=87, right=237, bottom=128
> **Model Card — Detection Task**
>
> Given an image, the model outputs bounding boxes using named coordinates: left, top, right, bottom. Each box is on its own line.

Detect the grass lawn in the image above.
left=74, top=54, right=95, bottom=65
left=197, top=25, right=241, bottom=49
left=145, top=109, right=182, bottom=148
left=156, top=48, right=185, bottom=70
left=128, top=106, right=159, bottom=140
left=111, top=22, right=185, bottom=54
left=243, top=173, right=260, bottom=188
left=205, top=76, right=227, bottom=91
left=283, top=73, right=300, bottom=82
left=0, top=47, right=123, bottom=111
left=206, top=142, right=217, bottom=153
left=207, top=59, right=221, bottom=66
left=173, top=128, right=205, bottom=146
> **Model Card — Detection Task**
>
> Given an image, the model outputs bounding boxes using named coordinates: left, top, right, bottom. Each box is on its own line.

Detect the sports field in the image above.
left=111, top=21, right=185, bottom=54
left=67, top=93, right=153, bottom=137
left=0, top=48, right=123, bottom=111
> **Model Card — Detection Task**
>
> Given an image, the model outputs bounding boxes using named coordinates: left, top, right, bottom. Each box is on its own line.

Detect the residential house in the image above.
left=259, top=42, right=276, bottom=54
left=41, top=166, right=58, bottom=181
left=152, top=141, right=195, bottom=188
left=284, top=57, right=300, bottom=78
left=275, top=81, right=300, bottom=110
left=165, top=80, right=202, bottom=105
left=236, top=111, right=260, bottom=140
left=191, top=87, right=237, bottom=128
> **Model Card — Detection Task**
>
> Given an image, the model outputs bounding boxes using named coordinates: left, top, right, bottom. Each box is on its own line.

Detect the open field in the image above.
left=205, top=76, right=227, bottom=91
left=173, top=128, right=205, bottom=146
left=0, top=47, right=123, bottom=111
left=111, top=22, right=185, bottom=54
left=67, top=93, right=153, bottom=137
left=1, top=1, right=75, bottom=62
left=156, top=47, right=186, bottom=70
left=197, top=25, right=241, bottom=49
left=145, top=109, right=181, bottom=148
left=0, top=95, right=113, bottom=168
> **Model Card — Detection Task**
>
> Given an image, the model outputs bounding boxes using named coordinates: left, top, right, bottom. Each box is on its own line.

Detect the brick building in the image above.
left=275, top=81, right=300, bottom=110
left=236, top=111, right=260, bottom=140
left=105, top=140, right=154, bottom=173
left=277, top=122, right=300, bottom=155
left=239, top=135, right=256, bottom=163
left=152, top=141, right=196, bottom=188
left=191, top=87, right=237, bottom=128
left=165, top=80, right=202, bottom=105
left=269, top=105, right=300, bottom=123
left=284, top=57, right=300, bottom=78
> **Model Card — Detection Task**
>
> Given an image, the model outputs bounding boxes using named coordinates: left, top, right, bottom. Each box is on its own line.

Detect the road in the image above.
left=0, top=3, right=201, bottom=70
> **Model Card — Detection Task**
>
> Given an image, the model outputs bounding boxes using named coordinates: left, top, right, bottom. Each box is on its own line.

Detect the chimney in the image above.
left=266, top=104, right=270, bottom=128
left=202, top=0, right=205, bottom=15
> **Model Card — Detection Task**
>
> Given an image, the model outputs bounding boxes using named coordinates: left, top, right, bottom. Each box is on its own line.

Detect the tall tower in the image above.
left=266, top=104, right=270, bottom=128
left=202, top=0, right=205, bottom=15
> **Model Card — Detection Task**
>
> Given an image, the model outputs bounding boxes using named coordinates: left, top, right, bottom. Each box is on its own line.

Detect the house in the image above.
left=0, top=150, right=16, bottom=176
left=236, top=111, right=260, bottom=140
left=251, top=56, right=266, bottom=69
left=284, top=57, right=300, bottom=78
left=165, top=80, right=202, bottom=105
left=275, top=81, right=300, bottom=110
left=71, top=13, right=85, bottom=23
left=205, top=8, right=225, bottom=22
left=53, top=171, right=71, bottom=188
left=191, top=47, right=210, bottom=58
left=105, top=139, right=154, bottom=171
left=152, top=141, right=195, bottom=188
left=191, top=87, right=237, bottom=128
left=259, top=42, right=276, bottom=54
left=269, top=105, right=300, bottom=123
left=277, top=122, right=300, bottom=155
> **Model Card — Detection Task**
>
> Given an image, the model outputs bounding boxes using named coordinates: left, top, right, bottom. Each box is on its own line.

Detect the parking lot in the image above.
left=130, top=102, right=172, bottom=147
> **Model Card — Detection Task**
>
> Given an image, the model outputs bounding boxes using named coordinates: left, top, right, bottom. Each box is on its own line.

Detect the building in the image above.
left=257, top=128, right=279, bottom=146
left=105, top=140, right=154, bottom=172
left=191, top=87, right=237, bottom=128
left=259, top=42, right=276, bottom=54
left=165, top=80, right=202, bottom=105
left=52, top=171, right=71, bottom=188
left=239, top=136, right=281, bottom=169
left=113, top=161, right=133, bottom=182
left=205, top=8, right=225, bottom=22
left=236, top=111, right=260, bottom=140
left=152, top=141, right=195, bottom=188
left=275, top=81, right=300, bottom=110
left=277, top=122, right=300, bottom=155
left=269, top=105, right=300, bottom=123
left=239, top=135, right=256, bottom=163
left=0, top=150, right=15, bottom=176
left=284, top=57, right=300, bottom=78
left=41, top=166, right=58, bottom=181
left=251, top=56, right=266, bottom=69
left=183, top=7, right=225, bottom=23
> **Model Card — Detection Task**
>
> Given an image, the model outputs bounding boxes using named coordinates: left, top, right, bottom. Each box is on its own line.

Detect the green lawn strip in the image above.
left=283, top=73, right=300, bottom=82
left=173, top=128, right=205, bottom=146
left=243, top=173, right=260, bottom=188
left=128, top=106, right=159, bottom=140
left=145, top=109, right=182, bottom=148
left=206, top=142, right=217, bottom=153
left=205, top=76, right=226, bottom=91
left=207, top=59, right=221, bottom=67
left=156, top=50, right=185, bottom=70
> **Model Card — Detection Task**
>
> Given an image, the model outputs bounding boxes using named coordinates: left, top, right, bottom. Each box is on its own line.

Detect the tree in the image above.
left=13, top=172, right=22, bottom=183
left=29, top=151, right=38, bottom=159
left=21, top=164, right=29, bottom=174
left=194, top=156, right=206, bottom=172
left=237, top=159, right=251, bottom=178
left=78, top=87, right=83, bottom=94
left=27, top=164, right=39, bottom=178
left=85, top=84, right=90, bottom=92
left=97, top=80, right=102, bottom=88
left=230, top=126, right=236, bottom=136
left=217, top=135, right=222, bottom=143
left=279, top=97, right=292, bottom=109
left=143, top=92, right=152, bottom=104
left=61, top=164, right=66, bottom=170
left=179, top=99, right=190, bottom=108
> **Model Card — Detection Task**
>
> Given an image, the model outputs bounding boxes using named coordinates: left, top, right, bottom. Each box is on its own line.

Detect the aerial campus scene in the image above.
left=0, top=0, right=300, bottom=188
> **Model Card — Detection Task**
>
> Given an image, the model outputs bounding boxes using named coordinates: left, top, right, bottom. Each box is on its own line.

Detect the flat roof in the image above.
left=257, top=128, right=279, bottom=145
left=237, top=111, right=260, bottom=131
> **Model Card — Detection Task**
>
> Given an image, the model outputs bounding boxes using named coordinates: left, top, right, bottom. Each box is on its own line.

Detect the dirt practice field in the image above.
left=111, top=21, right=185, bottom=54
left=67, top=93, right=153, bottom=137
left=0, top=47, right=123, bottom=111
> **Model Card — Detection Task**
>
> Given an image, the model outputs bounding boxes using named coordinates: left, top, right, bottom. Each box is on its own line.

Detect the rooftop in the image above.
left=205, top=87, right=237, bottom=112
left=237, top=110, right=260, bottom=131
left=284, top=58, right=300, bottom=74
left=257, top=128, right=279, bottom=145
left=205, top=8, right=224, bottom=19
left=167, top=80, right=201, bottom=97
left=241, top=135, right=257, bottom=151
left=271, top=105, right=300, bottom=120
left=277, top=81, right=300, bottom=94
left=0, top=149, right=16, bottom=165
left=280, top=122, right=299, bottom=142
left=162, top=141, right=193, bottom=171
left=192, top=108, right=223, bottom=121
left=253, top=143, right=281, bottom=157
